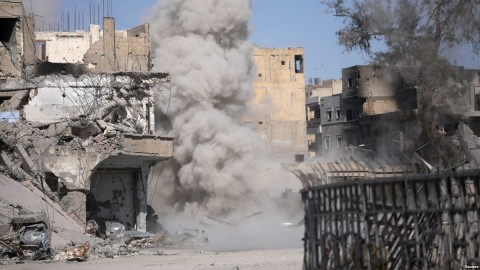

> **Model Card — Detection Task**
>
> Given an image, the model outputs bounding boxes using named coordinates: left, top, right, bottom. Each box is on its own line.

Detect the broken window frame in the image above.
left=348, top=78, right=353, bottom=88
left=335, top=107, right=341, bottom=120
left=294, top=55, right=304, bottom=74
left=326, top=107, right=333, bottom=121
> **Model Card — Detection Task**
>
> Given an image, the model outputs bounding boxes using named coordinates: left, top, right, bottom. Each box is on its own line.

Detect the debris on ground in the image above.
left=105, top=221, right=125, bottom=239
left=54, top=241, right=90, bottom=261
left=0, top=212, right=52, bottom=262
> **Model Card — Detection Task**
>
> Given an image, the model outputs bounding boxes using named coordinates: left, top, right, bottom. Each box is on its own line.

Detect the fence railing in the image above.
left=301, top=170, right=480, bottom=270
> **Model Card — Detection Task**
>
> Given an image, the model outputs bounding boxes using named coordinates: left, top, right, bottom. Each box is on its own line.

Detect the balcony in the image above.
left=120, top=134, right=174, bottom=158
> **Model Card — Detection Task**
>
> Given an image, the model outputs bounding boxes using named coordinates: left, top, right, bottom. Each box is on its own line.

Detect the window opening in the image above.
left=324, top=137, right=330, bottom=150
left=294, top=55, right=304, bottom=73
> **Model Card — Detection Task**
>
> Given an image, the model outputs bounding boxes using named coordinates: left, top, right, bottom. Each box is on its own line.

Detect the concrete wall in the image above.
left=248, top=47, right=307, bottom=154
left=318, top=94, right=346, bottom=158
left=35, top=18, right=150, bottom=73
left=35, top=31, right=91, bottom=63
left=24, top=75, right=111, bottom=123
left=84, top=21, right=150, bottom=72
left=363, top=98, right=399, bottom=115
left=24, top=74, right=160, bottom=133
left=90, top=169, right=137, bottom=229
left=342, top=65, right=397, bottom=99
left=306, top=79, right=342, bottom=98
left=0, top=2, right=24, bottom=79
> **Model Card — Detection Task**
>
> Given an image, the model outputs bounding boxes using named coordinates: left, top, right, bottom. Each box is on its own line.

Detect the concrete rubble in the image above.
left=0, top=1, right=178, bottom=264
left=0, top=72, right=177, bottom=264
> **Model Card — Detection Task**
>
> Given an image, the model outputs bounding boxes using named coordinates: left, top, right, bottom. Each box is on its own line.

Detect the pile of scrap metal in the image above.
left=0, top=213, right=51, bottom=262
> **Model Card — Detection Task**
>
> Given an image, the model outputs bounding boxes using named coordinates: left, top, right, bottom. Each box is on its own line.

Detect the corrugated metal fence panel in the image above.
left=302, top=170, right=480, bottom=270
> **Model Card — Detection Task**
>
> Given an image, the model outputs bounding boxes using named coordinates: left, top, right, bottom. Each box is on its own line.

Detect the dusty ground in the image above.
left=2, top=248, right=303, bottom=270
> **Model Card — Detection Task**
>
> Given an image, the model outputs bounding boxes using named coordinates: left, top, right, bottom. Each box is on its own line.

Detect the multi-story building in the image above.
left=305, top=79, right=342, bottom=157
left=317, top=65, right=417, bottom=160
left=246, top=46, right=307, bottom=155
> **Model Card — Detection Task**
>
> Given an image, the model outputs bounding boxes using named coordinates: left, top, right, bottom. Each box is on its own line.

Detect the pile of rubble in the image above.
left=0, top=213, right=170, bottom=264
left=0, top=213, right=52, bottom=264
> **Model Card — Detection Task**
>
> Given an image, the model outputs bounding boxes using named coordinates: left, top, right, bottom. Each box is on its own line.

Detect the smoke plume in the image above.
left=149, top=0, right=301, bottom=220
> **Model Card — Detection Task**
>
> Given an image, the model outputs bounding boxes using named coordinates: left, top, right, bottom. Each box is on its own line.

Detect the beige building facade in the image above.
left=35, top=18, right=150, bottom=73
left=246, top=47, right=307, bottom=154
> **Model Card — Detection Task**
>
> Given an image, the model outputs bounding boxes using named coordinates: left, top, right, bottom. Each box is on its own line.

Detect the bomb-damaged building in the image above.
left=309, top=65, right=417, bottom=160
left=0, top=1, right=173, bottom=233
left=307, top=64, right=480, bottom=172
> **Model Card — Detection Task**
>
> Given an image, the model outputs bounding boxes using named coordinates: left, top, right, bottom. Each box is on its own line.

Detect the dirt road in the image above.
left=3, top=248, right=303, bottom=270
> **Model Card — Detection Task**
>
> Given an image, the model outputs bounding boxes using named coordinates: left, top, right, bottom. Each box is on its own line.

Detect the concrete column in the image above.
left=144, top=23, right=151, bottom=71
left=90, top=24, right=101, bottom=45
left=103, top=17, right=116, bottom=70
left=136, top=163, right=150, bottom=232
left=23, top=15, right=36, bottom=65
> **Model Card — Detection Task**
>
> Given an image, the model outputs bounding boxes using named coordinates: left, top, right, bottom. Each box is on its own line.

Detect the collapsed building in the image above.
left=0, top=1, right=173, bottom=236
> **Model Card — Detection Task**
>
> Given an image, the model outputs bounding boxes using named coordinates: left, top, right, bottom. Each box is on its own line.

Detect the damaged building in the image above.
left=35, top=17, right=150, bottom=73
left=1, top=72, right=173, bottom=232
left=305, top=79, right=342, bottom=157
left=308, top=65, right=417, bottom=160
left=0, top=1, right=173, bottom=235
left=0, top=1, right=35, bottom=80
left=246, top=46, right=308, bottom=156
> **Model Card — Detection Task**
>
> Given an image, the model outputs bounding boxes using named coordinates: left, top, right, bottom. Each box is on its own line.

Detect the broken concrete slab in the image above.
left=94, top=133, right=105, bottom=143
left=107, top=123, right=137, bottom=133
left=1, top=151, right=34, bottom=182
left=103, top=125, right=117, bottom=137
left=0, top=174, right=92, bottom=248
left=96, top=119, right=107, bottom=130
left=14, top=144, right=38, bottom=175
left=71, top=123, right=101, bottom=139
left=11, top=212, right=49, bottom=230
left=46, top=122, right=73, bottom=138
left=0, top=90, right=29, bottom=111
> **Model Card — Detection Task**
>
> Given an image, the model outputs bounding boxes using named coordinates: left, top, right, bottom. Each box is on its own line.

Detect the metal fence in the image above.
left=301, top=170, right=480, bottom=270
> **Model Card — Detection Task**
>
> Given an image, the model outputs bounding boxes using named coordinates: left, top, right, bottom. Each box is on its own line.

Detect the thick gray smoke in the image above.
left=148, top=0, right=303, bottom=250
left=149, top=0, right=301, bottom=219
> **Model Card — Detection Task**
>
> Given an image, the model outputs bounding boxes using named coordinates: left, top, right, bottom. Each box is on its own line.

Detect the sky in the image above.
left=32, top=0, right=479, bottom=81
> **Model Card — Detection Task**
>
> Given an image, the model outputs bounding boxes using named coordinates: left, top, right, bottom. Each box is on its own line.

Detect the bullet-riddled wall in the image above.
left=246, top=47, right=307, bottom=154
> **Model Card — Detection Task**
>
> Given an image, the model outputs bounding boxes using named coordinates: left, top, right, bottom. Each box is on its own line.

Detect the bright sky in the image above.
left=41, top=0, right=479, bottom=81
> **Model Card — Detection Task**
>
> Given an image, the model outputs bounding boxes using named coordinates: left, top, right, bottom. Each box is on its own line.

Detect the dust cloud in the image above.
left=148, top=0, right=303, bottom=250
